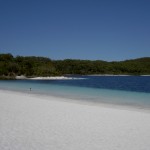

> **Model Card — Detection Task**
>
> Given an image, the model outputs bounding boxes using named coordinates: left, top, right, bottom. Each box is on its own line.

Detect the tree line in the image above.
left=0, top=53, right=150, bottom=79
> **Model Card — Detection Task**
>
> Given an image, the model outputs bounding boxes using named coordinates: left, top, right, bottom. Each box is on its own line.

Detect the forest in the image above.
left=0, top=53, right=150, bottom=79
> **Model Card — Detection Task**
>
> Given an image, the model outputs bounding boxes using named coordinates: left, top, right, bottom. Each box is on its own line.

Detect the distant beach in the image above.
left=15, top=75, right=85, bottom=80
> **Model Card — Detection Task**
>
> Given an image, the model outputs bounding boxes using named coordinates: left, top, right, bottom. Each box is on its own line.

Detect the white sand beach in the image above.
left=29, top=76, right=82, bottom=80
left=0, top=90, right=150, bottom=150
left=15, top=76, right=85, bottom=80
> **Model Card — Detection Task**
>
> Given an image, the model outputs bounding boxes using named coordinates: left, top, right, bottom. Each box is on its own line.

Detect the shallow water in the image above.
left=0, top=76, right=150, bottom=109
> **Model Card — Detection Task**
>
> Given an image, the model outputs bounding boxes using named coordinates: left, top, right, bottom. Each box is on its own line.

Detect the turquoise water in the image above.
left=0, top=76, right=150, bottom=109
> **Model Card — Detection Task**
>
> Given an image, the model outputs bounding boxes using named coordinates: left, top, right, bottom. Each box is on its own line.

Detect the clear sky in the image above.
left=0, top=0, right=150, bottom=61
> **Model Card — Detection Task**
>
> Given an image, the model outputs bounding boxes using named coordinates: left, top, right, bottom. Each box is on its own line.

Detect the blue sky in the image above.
left=0, top=0, right=150, bottom=61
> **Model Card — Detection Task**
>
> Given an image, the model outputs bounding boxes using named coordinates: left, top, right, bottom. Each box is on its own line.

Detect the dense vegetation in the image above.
left=0, top=53, right=150, bottom=79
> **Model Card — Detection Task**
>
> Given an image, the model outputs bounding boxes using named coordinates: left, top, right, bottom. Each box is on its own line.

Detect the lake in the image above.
left=0, top=75, right=150, bottom=109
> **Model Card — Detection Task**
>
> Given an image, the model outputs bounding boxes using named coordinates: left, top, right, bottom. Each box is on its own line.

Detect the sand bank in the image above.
left=29, top=76, right=82, bottom=80
left=15, top=76, right=85, bottom=80
left=0, top=90, right=150, bottom=150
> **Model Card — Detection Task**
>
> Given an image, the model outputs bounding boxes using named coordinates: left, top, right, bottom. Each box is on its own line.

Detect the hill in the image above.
left=0, top=53, right=150, bottom=79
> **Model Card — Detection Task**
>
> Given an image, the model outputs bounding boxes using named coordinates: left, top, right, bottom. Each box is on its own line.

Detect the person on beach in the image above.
left=30, top=88, right=31, bottom=91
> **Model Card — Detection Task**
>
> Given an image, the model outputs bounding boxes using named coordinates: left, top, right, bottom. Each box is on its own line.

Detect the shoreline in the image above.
left=1, top=74, right=150, bottom=80
left=14, top=74, right=150, bottom=80
left=15, top=75, right=86, bottom=80
left=1, top=89, right=150, bottom=113
left=87, top=74, right=150, bottom=76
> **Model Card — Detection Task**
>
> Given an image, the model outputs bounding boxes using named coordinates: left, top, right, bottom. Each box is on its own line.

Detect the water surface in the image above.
left=0, top=76, right=150, bottom=109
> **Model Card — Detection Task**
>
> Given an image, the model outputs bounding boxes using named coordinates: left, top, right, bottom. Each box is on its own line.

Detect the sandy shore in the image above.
left=15, top=76, right=85, bottom=80
left=0, top=90, right=150, bottom=150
